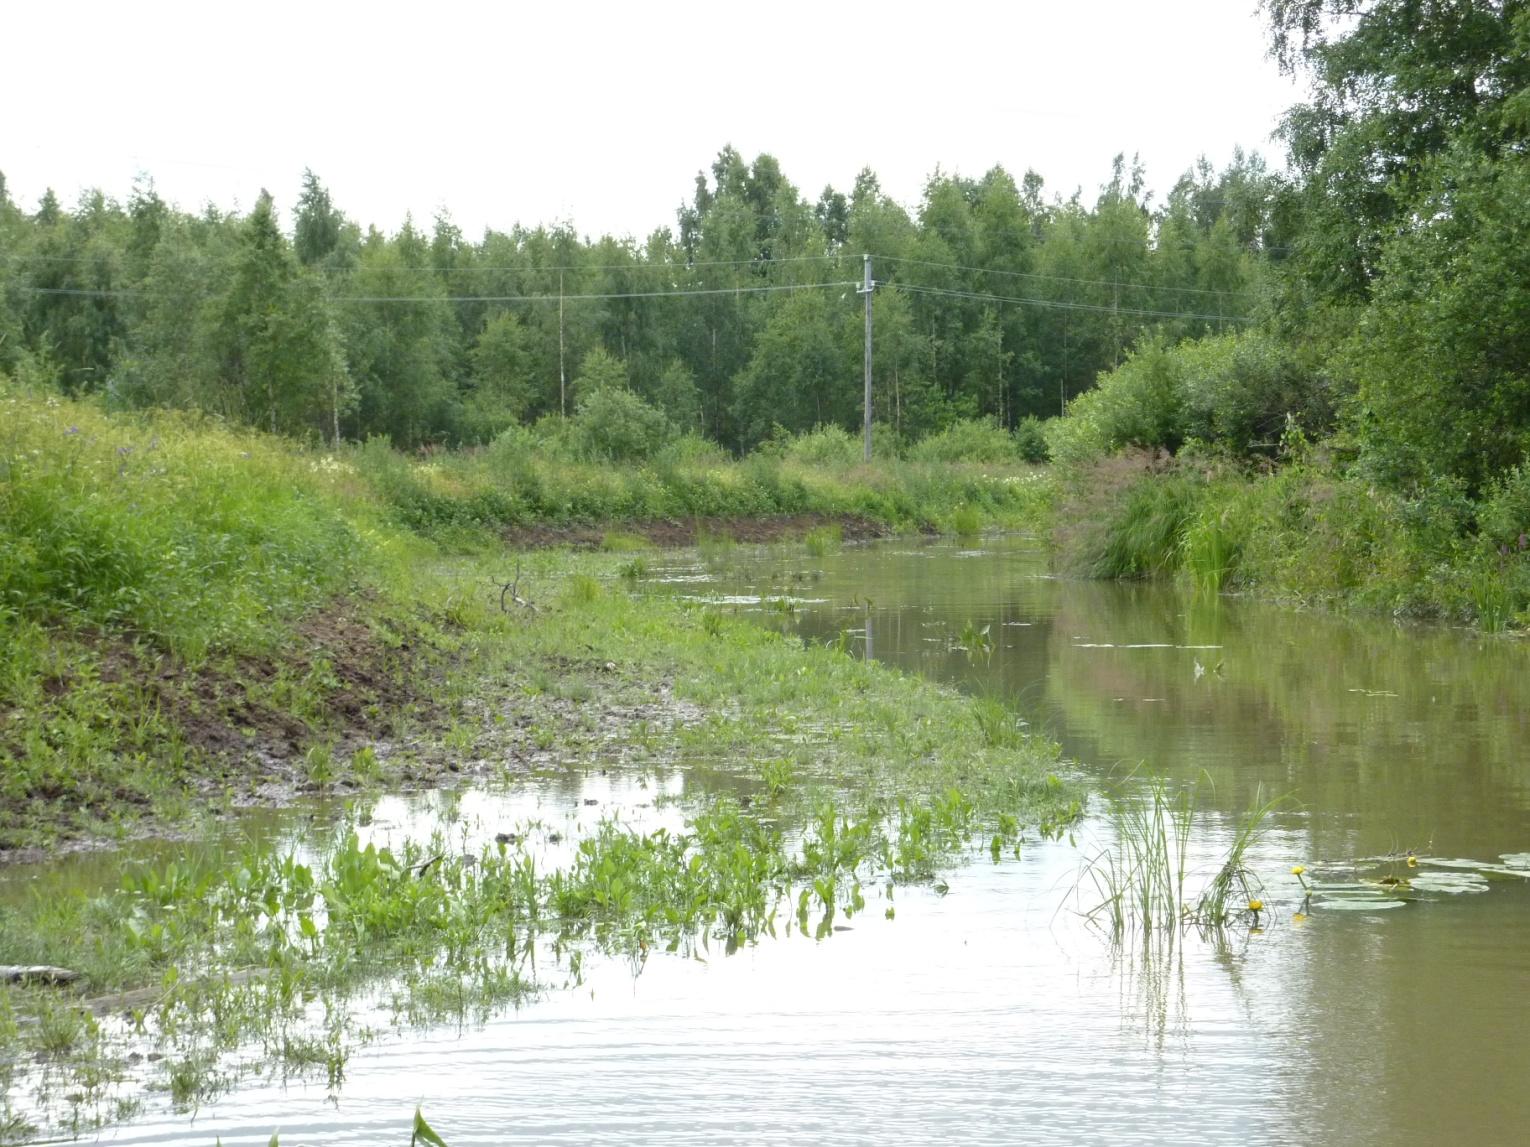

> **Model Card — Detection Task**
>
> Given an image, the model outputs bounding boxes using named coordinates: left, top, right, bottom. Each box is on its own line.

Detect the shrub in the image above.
left=1013, top=417, right=1050, bottom=463
left=1046, top=331, right=1331, bottom=469
left=908, top=418, right=1017, bottom=464
left=571, top=387, right=673, bottom=462
left=781, top=424, right=860, bottom=467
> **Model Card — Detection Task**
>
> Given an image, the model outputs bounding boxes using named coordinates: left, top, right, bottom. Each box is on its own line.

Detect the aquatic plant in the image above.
left=803, top=524, right=842, bottom=557
left=951, top=504, right=983, bottom=535
left=1080, top=775, right=1282, bottom=942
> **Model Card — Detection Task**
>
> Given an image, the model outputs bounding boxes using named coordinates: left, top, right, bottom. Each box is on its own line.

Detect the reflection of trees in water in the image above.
left=1042, top=578, right=1530, bottom=857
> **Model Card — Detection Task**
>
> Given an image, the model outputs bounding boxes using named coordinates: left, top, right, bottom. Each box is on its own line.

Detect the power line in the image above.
left=0, top=250, right=851, bottom=275
left=873, top=254, right=1250, bottom=299
left=4, top=248, right=1252, bottom=303
left=12, top=280, right=862, bottom=304
left=13, top=276, right=1248, bottom=321
left=887, top=281, right=1250, bottom=324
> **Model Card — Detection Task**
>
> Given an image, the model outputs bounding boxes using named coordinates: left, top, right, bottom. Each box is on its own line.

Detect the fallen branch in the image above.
left=2, top=965, right=78, bottom=986
left=498, top=560, right=537, bottom=614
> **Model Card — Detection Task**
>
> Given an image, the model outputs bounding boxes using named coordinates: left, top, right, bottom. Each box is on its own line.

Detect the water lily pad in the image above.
left=1468, top=865, right=1530, bottom=881
left=1408, top=872, right=1490, bottom=895
left=1312, top=898, right=1407, bottom=911
left=1414, top=857, right=1486, bottom=871
left=1499, top=853, right=1530, bottom=870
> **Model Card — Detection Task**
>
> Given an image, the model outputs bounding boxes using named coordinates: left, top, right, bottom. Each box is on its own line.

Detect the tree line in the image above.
left=0, top=147, right=1282, bottom=451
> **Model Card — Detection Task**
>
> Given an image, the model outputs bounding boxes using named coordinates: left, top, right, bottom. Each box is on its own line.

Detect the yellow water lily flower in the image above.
left=1407, top=854, right=1418, bottom=868
left=1248, top=899, right=1264, bottom=912
left=1291, top=865, right=1306, bottom=876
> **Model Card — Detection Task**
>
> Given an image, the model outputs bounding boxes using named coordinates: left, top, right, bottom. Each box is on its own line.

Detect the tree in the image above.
left=1265, top=0, right=1530, bottom=301
left=467, top=311, right=534, bottom=434
left=294, top=169, right=346, bottom=268
left=211, top=191, right=350, bottom=438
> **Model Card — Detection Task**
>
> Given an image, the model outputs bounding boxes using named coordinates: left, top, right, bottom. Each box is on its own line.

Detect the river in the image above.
left=8, top=535, right=1530, bottom=1145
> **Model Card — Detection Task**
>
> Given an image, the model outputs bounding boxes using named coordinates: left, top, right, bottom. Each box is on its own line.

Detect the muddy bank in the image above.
left=0, top=600, right=447, bottom=860
left=503, top=511, right=902, bottom=550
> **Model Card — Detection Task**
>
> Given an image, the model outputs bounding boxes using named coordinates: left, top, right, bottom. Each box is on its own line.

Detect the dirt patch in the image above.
left=0, top=601, right=446, bottom=858
left=502, top=511, right=897, bottom=550
left=97, top=603, right=428, bottom=768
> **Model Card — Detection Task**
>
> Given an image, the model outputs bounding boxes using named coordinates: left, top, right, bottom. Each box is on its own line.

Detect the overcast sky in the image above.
left=3, top=0, right=1305, bottom=241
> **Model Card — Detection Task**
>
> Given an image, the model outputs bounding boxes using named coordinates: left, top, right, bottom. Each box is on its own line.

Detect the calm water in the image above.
left=11, top=536, right=1530, bottom=1145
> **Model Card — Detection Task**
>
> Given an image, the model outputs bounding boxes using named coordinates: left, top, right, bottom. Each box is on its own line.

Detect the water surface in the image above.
left=11, top=535, right=1530, bottom=1146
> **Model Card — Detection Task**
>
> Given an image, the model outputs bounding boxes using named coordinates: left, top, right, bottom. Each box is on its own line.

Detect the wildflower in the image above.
left=1407, top=853, right=1418, bottom=868
left=1291, top=865, right=1305, bottom=877
left=1248, top=899, right=1264, bottom=913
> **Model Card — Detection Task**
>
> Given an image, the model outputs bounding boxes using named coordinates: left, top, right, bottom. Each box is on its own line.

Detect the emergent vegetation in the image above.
left=1041, top=1, right=1530, bottom=630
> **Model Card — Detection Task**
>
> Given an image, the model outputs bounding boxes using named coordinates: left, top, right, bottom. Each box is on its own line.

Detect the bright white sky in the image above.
left=3, top=0, right=1304, bottom=241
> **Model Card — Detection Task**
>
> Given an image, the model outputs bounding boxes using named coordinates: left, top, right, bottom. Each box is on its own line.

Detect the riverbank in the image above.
left=1043, top=450, right=1530, bottom=633
left=0, top=384, right=1057, bottom=855
left=0, top=386, right=1079, bottom=1139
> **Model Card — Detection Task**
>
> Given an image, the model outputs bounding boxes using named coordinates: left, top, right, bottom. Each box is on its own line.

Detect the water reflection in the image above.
left=665, top=534, right=1530, bottom=1147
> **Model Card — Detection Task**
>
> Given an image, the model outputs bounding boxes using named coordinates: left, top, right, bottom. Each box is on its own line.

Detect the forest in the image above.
left=1, top=0, right=1528, bottom=619
left=0, top=146, right=1273, bottom=453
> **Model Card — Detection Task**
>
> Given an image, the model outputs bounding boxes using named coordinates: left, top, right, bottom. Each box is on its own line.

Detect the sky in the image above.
left=2, top=0, right=1306, bottom=241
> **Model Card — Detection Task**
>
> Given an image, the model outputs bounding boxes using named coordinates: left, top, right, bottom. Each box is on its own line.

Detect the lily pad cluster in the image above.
left=1299, top=853, right=1530, bottom=913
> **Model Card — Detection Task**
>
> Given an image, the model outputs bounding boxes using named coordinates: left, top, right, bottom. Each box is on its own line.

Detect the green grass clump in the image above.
left=1082, top=776, right=1282, bottom=942
left=599, top=530, right=654, bottom=553
left=803, top=524, right=842, bottom=557
left=950, top=504, right=983, bottom=536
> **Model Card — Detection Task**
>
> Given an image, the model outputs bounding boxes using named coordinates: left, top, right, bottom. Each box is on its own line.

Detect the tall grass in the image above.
left=1081, top=775, right=1282, bottom=942
left=0, top=383, right=382, bottom=660
left=1181, top=506, right=1242, bottom=594
left=352, top=424, right=1049, bottom=537
left=1086, top=475, right=1200, bottom=579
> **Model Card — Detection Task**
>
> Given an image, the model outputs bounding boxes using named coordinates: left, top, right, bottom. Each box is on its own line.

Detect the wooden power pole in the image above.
left=859, top=253, right=874, bottom=462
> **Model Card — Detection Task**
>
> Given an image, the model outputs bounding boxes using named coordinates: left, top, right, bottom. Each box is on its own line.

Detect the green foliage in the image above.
left=1013, top=416, right=1050, bottom=464
left=571, top=386, right=673, bottom=462
left=803, top=524, right=841, bottom=557
left=778, top=424, right=861, bottom=467
left=1064, top=469, right=1203, bottom=580
left=1339, top=155, right=1530, bottom=492
left=907, top=418, right=1018, bottom=464
left=0, top=147, right=1279, bottom=456
left=950, top=505, right=983, bottom=535
left=0, top=383, right=363, bottom=657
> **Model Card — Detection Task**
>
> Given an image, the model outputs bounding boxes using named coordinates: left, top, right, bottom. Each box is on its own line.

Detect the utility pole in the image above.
left=558, top=271, right=567, bottom=417
left=859, top=253, right=874, bottom=462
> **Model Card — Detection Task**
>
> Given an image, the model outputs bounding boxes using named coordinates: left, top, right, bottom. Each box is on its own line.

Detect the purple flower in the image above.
left=64, top=426, right=79, bottom=435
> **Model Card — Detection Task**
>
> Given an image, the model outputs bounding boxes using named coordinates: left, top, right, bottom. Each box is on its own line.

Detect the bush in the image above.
left=1013, top=417, right=1050, bottom=463
left=1046, top=331, right=1331, bottom=469
left=571, top=387, right=673, bottom=462
left=781, top=424, right=861, bottom=467
left=908, top=418, right=1018, bottom=464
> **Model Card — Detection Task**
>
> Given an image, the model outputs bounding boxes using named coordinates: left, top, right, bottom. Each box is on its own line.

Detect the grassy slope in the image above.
left=0, top=382, right=1071, bottom=848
